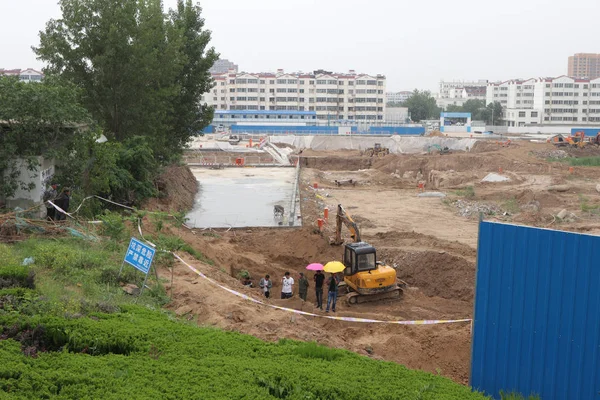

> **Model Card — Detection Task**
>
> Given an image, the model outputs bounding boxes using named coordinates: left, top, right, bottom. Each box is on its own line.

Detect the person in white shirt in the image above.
left=281, top=271, right=294, bottom=299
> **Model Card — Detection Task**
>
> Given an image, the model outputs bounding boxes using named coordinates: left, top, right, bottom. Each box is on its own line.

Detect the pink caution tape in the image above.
left=172, top=253, right=472, bottom=326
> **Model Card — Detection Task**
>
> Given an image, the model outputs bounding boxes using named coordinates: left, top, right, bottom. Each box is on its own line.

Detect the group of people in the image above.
left=258, top=270, right=340, bottom=312
left=43, top=183, right=71, bottom=221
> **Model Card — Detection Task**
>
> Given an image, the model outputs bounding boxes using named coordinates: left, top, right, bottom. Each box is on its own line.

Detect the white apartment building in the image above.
left=386, top=91, right=411, bottom=104
left=486, top=76, right=600, bottom=126
left=437, top=79, right=488, bottom=109
left=201, top=69, right=386, bottom=121
left=0, top=68, right=44, bottom=82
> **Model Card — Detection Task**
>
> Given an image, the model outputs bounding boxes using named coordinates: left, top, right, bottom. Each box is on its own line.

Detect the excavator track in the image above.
left=345, top=286, right=403, bottom=305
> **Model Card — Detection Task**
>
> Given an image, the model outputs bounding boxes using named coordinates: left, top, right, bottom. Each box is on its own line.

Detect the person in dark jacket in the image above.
left=298, top=272, right=309, bottom=301
left=43, top=183, right=59, bottom=221
left=314, top=270, right=325, bottom=309
left=54, top=187, right=71, bottom=221
left=325, top=274, right=339, bottom=313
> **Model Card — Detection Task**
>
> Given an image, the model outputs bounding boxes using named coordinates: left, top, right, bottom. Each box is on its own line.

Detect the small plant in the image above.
left=453, top=186, right=475, bottom=198
left=499, top=390, right=540, bottom=400
left=98, top=211, right=126, bottom=241
left=502, top=198, right=520, bottom=214
left=579, top=194, right=600, bottom=214
left=293, top=341, right=343, bottom=361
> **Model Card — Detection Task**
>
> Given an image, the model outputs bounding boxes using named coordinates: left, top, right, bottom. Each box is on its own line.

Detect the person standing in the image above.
left=259, top=274, right=273, bottom=298
left=54, top=187, right=71, bottom=221
left=325, top=273, right=339, bottom=313
left=298, top=272, right=309, bottom=301
left=43, top=183, right=58, bottom=221
left=281, top=271, right=294, bottom=299
left=314, top=270, right=325, bottom=309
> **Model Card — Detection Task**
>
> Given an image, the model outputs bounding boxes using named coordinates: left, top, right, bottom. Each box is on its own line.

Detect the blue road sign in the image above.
left=124, top=237, right=155, bottom=274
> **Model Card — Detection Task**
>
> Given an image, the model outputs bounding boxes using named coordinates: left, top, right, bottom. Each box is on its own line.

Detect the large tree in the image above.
left=480, top=101, right=504, bottom=125
left=402, top=90, right=440, bottom=122
left=0, top=76, right=90, bottom=198
left=34, top=0, right=218, bottom=161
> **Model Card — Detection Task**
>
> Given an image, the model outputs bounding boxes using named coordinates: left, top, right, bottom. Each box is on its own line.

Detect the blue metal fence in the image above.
left=570, top=127, right=600, bottom=136
left=472, top=221, right=600, bottom=400
left=367, top=126, right=425, bottom=135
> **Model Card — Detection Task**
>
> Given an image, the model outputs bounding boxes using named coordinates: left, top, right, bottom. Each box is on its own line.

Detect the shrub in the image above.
left=0, top=266, right=35, bottom=289
left=0, top=244, right=20, bottom=267
left=293, top=341, right=343, bottom=361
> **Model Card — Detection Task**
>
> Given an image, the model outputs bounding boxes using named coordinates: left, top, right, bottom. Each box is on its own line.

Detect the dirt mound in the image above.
left=470, top=140, right=501, bottom=153
left=428, top=130, right=444, bottom=137
left=389, top=250, right=475, bottom=302
left=144, top=165, right=198, bottom=212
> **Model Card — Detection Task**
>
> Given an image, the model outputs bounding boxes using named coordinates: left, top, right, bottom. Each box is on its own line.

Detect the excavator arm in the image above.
left=333, top=204, right=361, bottom=245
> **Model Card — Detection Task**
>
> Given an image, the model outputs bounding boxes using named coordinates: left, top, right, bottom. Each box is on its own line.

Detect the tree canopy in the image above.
left=445, top=99, right=503, bottom=125
left=34, top=0, right=218, bottom=162
left=0, top=76, right=90, bottom=199
left=401, top=90, right=440, bottom=122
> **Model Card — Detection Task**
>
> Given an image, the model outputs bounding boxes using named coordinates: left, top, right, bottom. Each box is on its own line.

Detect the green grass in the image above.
left=500, top=391, right=540, bottom=400
left=567, top=156, right=600, bottom=166
left=502, top=198, right=520, bottom=214
left=579, top=194, right=600, bottom=215
left=0, top=306, right=488, bottom=399
left=453, top=186, right=475, bottom=198
left=547, top=156, right=600, bottom=167
left=0, top=233, right=534, bottom=399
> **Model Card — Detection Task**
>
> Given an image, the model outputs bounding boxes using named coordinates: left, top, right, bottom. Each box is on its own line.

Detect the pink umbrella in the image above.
left=306, top=263, right=324, bottom=271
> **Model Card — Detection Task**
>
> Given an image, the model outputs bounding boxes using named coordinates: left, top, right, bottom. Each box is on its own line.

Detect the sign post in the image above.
left=120, top=237, right=156, bottom=296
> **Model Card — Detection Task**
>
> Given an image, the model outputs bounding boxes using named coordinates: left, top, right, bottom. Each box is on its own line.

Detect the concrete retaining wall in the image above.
left=270, top=135, right=477, bottom=154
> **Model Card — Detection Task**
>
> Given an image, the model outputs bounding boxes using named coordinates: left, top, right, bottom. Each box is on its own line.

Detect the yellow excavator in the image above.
left=332, top=204, right=404, bottom=304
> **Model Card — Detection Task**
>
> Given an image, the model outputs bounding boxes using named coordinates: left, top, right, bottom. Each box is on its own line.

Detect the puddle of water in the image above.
left=186, top=168, right=300, bottom=228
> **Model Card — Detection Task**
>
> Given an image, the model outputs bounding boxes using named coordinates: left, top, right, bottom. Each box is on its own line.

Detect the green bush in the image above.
left=0, top=306, right=488, bottom=399
left=293, top=341, right=343, bottom=361
left=0, top=244, right=20, bottom=267
left=567, top=156, right=600, bottom=166
left=33, top=242, right=105, bottom=275
left=0, top=266, right=34, bottom=289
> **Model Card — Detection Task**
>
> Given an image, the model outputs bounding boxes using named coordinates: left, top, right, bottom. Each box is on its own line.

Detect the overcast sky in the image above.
left=1, top=0, right=598, bottom=92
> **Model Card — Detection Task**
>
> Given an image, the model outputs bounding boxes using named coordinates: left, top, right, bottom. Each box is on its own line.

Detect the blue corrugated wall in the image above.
left=367, top=126, right=425, bottom=135
left=570, top=127, right=600, bottom=136
left=229, top=125, right=350, bottom=134
left=472, top=222, right=600, bottom=400
left=199, top=124, right=425, bottom=135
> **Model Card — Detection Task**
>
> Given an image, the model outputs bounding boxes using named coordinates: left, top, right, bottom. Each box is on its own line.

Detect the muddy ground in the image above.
left=157, top=139, right=600, bottom=385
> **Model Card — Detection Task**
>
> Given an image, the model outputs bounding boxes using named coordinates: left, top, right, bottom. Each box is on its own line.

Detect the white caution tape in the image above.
left=173, top=253, right=472, bottom=326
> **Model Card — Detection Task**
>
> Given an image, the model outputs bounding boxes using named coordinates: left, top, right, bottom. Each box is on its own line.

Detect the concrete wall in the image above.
left=2, top=157, right=54, bottom=211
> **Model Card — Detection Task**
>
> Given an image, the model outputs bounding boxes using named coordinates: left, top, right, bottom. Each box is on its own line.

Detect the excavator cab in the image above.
left=343, top=242, right=377, bottom=276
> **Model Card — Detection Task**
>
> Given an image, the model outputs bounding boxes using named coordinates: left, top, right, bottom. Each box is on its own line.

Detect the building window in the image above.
left=531, top=111, right=538, bottom=117
left=316, top=80, right=326, bottom=84
left=229, top=88, right=235, bottom=93
left=327, top=80, right=337, bottom=84
left=518, top=112, right=526, bottom=117
left=270, top=80, right=275, bottom=84
left=260, top=80, right=265, bottom=84
left=299, top=80, right=305, bottom=85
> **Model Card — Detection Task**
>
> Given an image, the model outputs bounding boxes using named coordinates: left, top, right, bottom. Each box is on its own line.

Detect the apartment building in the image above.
left=437, top=79, right=488, bottom=109
left=568, top=53, right=600, bottom=80
left=201, top=69, right=386, bottom=121
left=386, top=91, right=411, bottom=104
left=0, top=68, right=43, bottom=82
left=486, top=76, right=600, bottom=126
